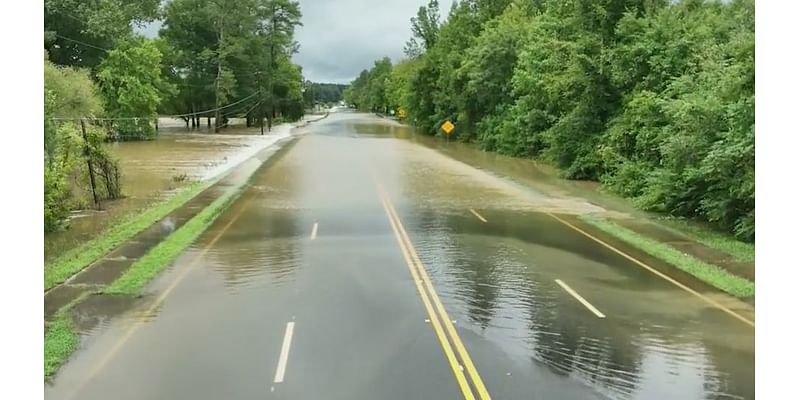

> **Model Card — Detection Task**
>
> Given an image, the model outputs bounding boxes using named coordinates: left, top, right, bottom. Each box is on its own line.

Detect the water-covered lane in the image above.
left=46, top=111, right=753, bottom=400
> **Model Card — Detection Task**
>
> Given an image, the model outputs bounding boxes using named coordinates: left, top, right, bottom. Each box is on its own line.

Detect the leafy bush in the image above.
left=45, top=56, right=122, bottom=231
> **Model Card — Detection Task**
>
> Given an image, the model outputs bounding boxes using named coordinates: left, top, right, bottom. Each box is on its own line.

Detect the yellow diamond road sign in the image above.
left=441, top=120, right=455, bottom=135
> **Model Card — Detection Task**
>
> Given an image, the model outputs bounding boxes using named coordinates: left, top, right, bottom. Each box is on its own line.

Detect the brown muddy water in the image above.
left=46, top=112, right=754, bottom=400
left=364, top=118, right=753, bottom=248
left=353, top=119, right=640, bottom=218
left=44, top=121, right=281, bottom=263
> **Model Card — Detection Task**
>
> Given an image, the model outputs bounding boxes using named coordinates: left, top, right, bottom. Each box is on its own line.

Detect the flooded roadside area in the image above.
left=44, top=118, right=302, bottom=263
left=372, top=117, right=751, bottom=234
left=364, top=116, right=754, bottom=281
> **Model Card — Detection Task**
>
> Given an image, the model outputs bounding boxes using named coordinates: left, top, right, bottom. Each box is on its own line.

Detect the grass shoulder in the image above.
left=580, top=215, right=755, bottom=298
left=45, top=314, right=78, bottom=379
left=45, top=181, right=210, bottom=291
left=44, top=187, right=240, bottom=379
left=657, top=217, right=754, bottom=262
left=104, top=189, right=239, bottom=295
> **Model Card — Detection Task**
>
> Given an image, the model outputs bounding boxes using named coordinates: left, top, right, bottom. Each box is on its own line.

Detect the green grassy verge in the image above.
left=103, top=189, right=239, bottom=295
left=44, top=188, right=240, bottom=379
left=581, top=216, right=755, bottom=298
left=45, top=181, right=210, bottom=291
left=658, top=218, right=755, bottom=262
left=44, top=313, right=79, bottom=378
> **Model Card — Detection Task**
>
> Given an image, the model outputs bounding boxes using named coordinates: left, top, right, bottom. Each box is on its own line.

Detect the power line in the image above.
left=236, top=99, right=263, bottom=117
left=162, top=99, right=263, bottom=130
left=212, top=100, right=264, bottom=130
left=50, top=92, right=260, bottom=121
left=184, top=93, right=261, bottom=118
left=53, top=33, right=267, bottom=78
left=50, top=33, right=269, bottom=91
left=167, top=91, right=260, bottom=118
left=53, top=34, right=109, bottom=52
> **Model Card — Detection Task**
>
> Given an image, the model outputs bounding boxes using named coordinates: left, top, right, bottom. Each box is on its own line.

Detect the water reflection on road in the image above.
left=46, top=112, right=753, bottom=400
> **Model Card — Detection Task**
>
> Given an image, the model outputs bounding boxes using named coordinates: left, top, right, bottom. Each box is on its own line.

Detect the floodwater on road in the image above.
left=363, top=118, right=663, bottom=220
left=46, top=112, right=753, bottom=400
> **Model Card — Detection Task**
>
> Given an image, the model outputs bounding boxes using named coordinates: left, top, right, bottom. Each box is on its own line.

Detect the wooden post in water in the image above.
left=80, top=119, right=99, bottom=207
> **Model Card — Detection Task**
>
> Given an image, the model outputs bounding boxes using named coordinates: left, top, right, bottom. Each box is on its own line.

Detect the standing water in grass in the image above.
left=44, top=124, right=291, bottom=263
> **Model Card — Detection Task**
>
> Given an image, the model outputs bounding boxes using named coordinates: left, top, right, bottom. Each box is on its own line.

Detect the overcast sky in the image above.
left=291, top=0, right=452, bottom=84
left=139, top=0, right=453, bottom=84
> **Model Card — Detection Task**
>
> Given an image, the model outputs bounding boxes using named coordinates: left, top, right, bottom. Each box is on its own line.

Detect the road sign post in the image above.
left=441, top=120, right=455, bottom=143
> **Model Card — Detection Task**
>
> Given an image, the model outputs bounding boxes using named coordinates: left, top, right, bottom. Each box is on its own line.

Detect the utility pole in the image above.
left=256, top=71, right=264, bottom=135
left=214, top=16, right=224, bottom=133
left=80, top=119, right=99, bottom=207
left=267, top=2, right=277, bottom=132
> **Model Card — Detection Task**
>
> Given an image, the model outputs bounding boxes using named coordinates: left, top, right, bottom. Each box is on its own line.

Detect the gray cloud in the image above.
left=292, top=0, right=453, bottom=83
left=137, top=0, right=451, bottom=84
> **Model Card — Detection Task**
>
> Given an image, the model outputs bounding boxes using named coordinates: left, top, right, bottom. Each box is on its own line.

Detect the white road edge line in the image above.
left=310, top=222, right=319, bottom=240
left=274, top=322, right=296, bottom=383
left=469, top=209, right=488, bottom=223
left=555, top=279, right=606, bottom=319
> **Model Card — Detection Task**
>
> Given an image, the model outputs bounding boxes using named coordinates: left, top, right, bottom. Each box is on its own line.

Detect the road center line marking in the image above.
left=469, top=209, right=487, bottom=223
left=386, top=198, right=491, bottom=400
left=310, top=222, right=319, bottom=240
left=555, top=279, right=606, bottom=318
left=546, top=212, right=755, bottom=328
left=378, top=187, right=491, bottom=400
left=379, top=195, right=476, bottom=400
left=369, top=163, right=489, bottom=399
left=274, top=322, right=296, bottom=384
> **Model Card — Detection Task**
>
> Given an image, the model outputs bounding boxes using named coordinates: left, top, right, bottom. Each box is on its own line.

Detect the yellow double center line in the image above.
left=377, top=186, right=491, bottom=400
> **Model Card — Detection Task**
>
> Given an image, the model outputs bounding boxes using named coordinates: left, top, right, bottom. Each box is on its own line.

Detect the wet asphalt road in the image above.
left=46, top=112, right=755, bottom=400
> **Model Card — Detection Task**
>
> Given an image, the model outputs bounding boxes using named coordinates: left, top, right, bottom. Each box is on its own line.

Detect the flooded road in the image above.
left=46, top=112, right=754, bottom=400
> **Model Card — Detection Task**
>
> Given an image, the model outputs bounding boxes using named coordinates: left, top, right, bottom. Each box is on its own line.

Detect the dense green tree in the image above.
left=461, top=2, right=535, bottom=143
left=44, top=0, right=160, bottom=68
left=345, top=58, right=394, bottom=113
left=366, top=58, right=393, bottom=113
left=44, top=0, right=307, bottom=235
left=97, top=40, right=173, bottom=140
left=386, top=59, right=422, bottom=119
left=308, top=83, right=347, bottom=104
left=599, top=0, right=755, bottom=239
left=404, top=0, right=442, bottom=58
left=344, top=70, right=370, bottom=109
left=160, top=0, right=304, bottom=131
left=347, top=0, right=754, bottom=240
left=45, top=58, right=103, bottom=229
left=45, top=55, right=121, bottom=231
left=303, top=80, right=316, bottom=108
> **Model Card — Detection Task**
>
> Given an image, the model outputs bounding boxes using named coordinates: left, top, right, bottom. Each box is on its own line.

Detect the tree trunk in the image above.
left=215, top=20, right=225, bottom=133
left=207, top=117, right=211, bottom=127
left=80, top=119, right=99, bottom=208
left=267, top=3, right=276, bottom=132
